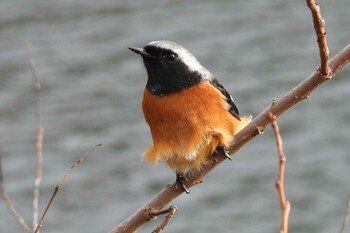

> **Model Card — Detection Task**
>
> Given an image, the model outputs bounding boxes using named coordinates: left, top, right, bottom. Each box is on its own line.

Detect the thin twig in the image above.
left=150, top=206, right=178, bottom=233
left=27, top=42, right=45, bottom=232
left=306, top=0, right=330, bottom=77
left=0, top=149, right=31, bottom=233
left=340, top=195, right=350, bottom=233
left=34, top=144, right=102, bottom=233
left=268, top=113, right=291, bottom=233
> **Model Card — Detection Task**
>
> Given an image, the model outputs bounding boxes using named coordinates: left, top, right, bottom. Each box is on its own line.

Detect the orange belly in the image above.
left=141, top=81, right=249, bottom=173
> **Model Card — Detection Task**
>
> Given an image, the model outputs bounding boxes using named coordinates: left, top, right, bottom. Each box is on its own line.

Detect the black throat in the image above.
left=145, top=69, right=204, bottom=96
left=143, top=59, right=204, bottom=96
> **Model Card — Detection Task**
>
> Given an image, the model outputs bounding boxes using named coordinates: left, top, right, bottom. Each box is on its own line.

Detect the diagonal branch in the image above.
left=110, top=2, right=347, bottom=232
left=110, top=41, right=350, bottom=233
left=34, top=144, right=102, bottom=233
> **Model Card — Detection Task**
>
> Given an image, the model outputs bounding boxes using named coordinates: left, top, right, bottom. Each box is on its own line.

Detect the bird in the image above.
left=129, top=41, right=251, bottom=193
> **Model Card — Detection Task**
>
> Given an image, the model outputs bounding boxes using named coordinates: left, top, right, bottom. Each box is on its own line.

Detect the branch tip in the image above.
left=306, top=0, right=330, bottom=77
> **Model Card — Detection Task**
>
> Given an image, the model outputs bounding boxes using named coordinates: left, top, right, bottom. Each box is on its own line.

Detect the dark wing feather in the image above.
left=210, top=78, right=241, bottom=121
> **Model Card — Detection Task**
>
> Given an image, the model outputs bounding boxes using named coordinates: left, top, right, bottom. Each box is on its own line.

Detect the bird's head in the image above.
left=129, top=41, right=213, bottom=96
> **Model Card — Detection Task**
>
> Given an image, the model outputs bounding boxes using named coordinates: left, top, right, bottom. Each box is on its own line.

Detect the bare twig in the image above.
left=27, top=42, right=45, bottom=232
left=306, top=0, right=330, bottom=77
left=34, top=144, right=102, bottom=233
left=0, top=150, right=31, bottom=233
left=340, top=195, right=350, bottom=233
left=150, top=206, right=178, bottom=233
left=268, top=113, right=291, bottom=233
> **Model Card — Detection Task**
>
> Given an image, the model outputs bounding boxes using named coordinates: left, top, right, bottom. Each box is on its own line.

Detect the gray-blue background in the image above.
left=1, top=0, right=350, bottom=232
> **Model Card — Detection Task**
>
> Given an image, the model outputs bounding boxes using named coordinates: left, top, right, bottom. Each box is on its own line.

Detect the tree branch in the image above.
left=110, top=42, right=350, bottom=233
left=110, top=1, right=350, bottom=229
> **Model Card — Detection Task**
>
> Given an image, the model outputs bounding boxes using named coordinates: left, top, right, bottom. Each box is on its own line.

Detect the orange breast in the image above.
left=141, top=81, right=242, bottom=173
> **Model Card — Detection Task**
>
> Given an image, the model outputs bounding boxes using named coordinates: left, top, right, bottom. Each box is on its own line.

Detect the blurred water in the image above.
left=0, top=0, right=350, bottom=232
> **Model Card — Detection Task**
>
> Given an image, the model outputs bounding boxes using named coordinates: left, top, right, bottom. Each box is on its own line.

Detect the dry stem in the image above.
left=268, top=113, right=291, bottom=233
left=34, top=144, right=102, bottom=233
left=27, top=42, right=45, bottom=232
left=0, top=151, right=31, bottom=233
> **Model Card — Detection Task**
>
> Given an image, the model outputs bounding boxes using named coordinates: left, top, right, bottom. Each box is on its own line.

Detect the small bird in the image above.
left=129, top=41, right=251, bottom=193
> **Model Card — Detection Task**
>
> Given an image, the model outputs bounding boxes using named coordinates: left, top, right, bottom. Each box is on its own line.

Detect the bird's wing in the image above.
left=209, top=78, right=241, bottom=121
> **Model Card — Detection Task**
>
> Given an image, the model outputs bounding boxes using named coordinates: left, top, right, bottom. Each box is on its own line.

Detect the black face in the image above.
left=141, top=45, right=203, bottom=96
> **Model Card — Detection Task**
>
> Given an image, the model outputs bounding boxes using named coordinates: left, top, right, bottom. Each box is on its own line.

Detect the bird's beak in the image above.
left=128, top=47, right=156, bottom=59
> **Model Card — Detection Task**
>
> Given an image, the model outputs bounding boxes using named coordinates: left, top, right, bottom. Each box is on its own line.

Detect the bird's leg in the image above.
left=215, top=146, right=232, bottom=161
left=175, top=172, right=191, bottom=194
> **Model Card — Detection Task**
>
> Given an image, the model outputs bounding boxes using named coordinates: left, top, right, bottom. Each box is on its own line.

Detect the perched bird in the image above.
left=129, top=41, right=251, bottom=193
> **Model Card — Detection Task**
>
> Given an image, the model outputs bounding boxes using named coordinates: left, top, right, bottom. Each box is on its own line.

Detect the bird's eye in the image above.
left=164, top=53, right=178, bottom=63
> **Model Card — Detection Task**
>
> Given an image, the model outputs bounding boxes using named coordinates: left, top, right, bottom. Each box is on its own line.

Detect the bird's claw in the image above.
left=215, top=147, right=232, bottom=160
left=175, top=173, right=191, bottom=194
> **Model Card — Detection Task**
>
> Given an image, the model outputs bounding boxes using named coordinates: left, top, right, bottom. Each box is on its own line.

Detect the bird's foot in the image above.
left=175, top=173, right=191, bottom=194
left=215, top=146, right=232, bottom=160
